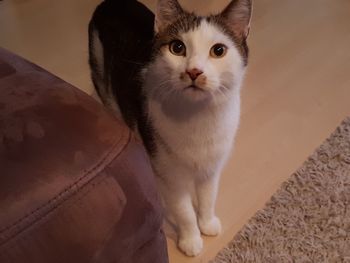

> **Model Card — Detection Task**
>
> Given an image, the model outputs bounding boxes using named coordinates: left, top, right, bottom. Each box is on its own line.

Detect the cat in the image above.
left=89, top=0, right=252, bottom=257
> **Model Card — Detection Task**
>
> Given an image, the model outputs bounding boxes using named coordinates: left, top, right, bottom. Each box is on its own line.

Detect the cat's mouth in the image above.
left=184, top=84, right=205, bottom=92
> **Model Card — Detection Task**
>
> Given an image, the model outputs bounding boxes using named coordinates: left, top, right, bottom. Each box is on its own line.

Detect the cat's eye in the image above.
left=169, top=40, right=186, bottom=56
left=210, top=44, right=227, bottom=58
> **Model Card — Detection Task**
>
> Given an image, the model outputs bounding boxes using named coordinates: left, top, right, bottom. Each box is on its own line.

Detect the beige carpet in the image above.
left=212, top=117, right=350, bottom=263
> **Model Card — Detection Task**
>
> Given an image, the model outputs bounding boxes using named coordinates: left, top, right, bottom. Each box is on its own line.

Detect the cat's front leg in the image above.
left=158, top=177, right=203, bottom=256
left=195, top=173, right=222, bottom=236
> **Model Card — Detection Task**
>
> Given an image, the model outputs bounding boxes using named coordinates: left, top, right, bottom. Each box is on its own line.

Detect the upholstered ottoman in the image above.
left=0, top=48, right=168, bottom=263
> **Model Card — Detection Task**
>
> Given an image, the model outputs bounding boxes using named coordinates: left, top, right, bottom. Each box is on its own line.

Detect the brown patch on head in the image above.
left=154, top=12, right=202, bottom=52
left=153, top=0, right=203, bottom=54
left=207, top=16, right=250, bottom=66
left=211, top=0, right=252, bottom=66
left=152, top=0, right=252, bottom=65
left=155, top=0, right=184, bottom=32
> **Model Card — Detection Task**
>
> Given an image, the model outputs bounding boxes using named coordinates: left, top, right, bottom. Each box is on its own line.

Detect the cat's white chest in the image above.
left=149, top=95, right=240, bottom=173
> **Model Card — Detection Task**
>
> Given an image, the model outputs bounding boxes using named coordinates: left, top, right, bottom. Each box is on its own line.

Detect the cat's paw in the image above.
left=199, top=216, right=222, bottom=236
left=178, top=234, right=203, bottom=257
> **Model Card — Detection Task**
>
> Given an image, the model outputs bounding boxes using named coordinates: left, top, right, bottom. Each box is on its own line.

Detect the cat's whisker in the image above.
left=218, top=89, right=228, bottom=100
left=203, top=80, right=230, bottom=101
left=157, top=83, right=178, bottom=102
left=166, top=87, right=182, bottom=102
left=219, top=85, right=229, bottom=93
left=218, top=85, right=230, bottom=97
left=150, top=79, right=175, bottom=99
left=160, top=88, right=174, bottom=101
left=220, top=85, right=230, bottom=94
left=158, top=78, right=174, bottom=85
left=157, top=79, right=176, bottom=88
left=219, top=84, right=229, bottom=91
left=207, top=88, right=220, bottom=106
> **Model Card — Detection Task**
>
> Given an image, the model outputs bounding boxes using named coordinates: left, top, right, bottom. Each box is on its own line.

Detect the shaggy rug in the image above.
left=211, top=117, right=350, bottom=263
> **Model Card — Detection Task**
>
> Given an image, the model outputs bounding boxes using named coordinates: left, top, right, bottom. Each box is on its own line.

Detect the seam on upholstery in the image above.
left=0, top=168, right=127, bottom=250
left=0, top=130, right=132, bottom=242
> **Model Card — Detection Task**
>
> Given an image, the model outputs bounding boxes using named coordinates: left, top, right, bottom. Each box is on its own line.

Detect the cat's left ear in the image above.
left=155, top=0, right=184, bottom=33
left=220, top=0, right=253, bottom=40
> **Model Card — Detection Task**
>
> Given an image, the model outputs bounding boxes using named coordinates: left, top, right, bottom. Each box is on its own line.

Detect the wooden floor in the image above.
left=1, top=0, right=349, bottom=262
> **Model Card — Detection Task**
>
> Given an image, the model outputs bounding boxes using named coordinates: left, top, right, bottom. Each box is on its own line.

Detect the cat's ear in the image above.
left=155, top=0, right=184, bottom=33
left=220, top=0, right=252, bottom=40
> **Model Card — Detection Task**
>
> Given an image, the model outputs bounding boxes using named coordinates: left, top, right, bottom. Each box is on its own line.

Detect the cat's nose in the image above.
left=186, top=68, right=203, bottom=81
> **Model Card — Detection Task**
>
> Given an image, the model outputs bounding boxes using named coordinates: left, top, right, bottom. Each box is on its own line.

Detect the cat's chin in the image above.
left=185, top=84, right=204, bottom=91
left=182, top=85, right=210, bottom=101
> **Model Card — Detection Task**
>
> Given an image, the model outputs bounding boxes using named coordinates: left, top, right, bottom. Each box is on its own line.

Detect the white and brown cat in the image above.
left=89, top=0, right=252, bottom=256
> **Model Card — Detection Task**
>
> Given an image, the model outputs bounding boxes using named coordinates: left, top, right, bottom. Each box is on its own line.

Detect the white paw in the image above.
left=199, top=216, right=222, bottom=236
left=178, top=234, right=203, bottom=257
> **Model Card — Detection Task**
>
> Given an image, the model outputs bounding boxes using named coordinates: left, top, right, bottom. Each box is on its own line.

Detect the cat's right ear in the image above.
left=155, top=0, right=184, bottom=33
left=221, top=0, right=253, bottom=40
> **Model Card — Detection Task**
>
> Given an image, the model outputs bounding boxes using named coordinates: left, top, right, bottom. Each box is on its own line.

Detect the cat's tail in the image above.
left=88, top=23, right=104, bottom=99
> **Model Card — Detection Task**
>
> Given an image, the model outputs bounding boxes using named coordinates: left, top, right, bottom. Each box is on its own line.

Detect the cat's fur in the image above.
left=89, top=0, right=252, bottom=257
left=88, top=0, right=154, bottom=129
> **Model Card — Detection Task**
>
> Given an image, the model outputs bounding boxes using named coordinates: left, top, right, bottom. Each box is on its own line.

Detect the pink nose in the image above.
left=186, top=68, right=203, bottom=81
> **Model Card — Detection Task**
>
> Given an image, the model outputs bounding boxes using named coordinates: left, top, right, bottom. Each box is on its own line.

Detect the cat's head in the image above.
left=145, top=0, right=252, bottom=103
